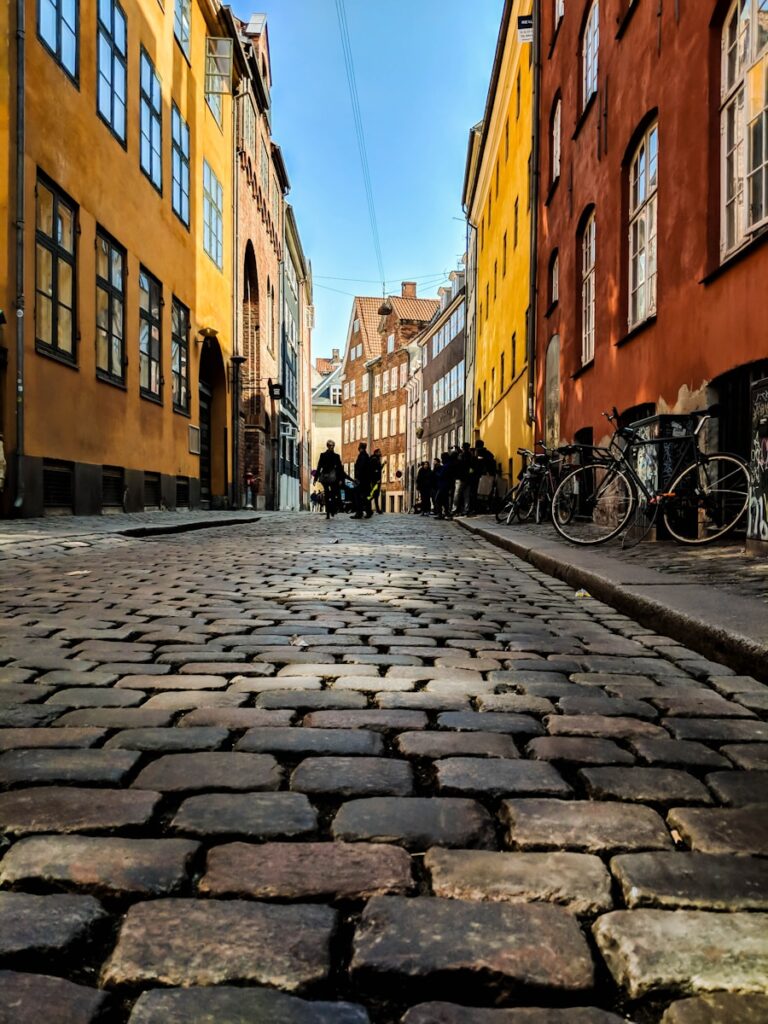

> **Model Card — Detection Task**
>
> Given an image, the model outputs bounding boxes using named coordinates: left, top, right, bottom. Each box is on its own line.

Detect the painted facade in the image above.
left=467, top=0, right=535, bottom=485
left=420, top=273, right=466, bottom=464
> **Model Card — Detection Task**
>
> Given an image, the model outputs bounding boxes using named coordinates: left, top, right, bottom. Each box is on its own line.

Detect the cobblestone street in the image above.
left=1, top=513, right=767, bottom=1024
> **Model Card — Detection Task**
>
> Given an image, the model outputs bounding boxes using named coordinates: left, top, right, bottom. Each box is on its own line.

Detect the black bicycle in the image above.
left=550, top=407, right=750, bottom=546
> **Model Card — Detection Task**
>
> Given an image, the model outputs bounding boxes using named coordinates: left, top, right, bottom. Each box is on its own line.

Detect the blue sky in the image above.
left=231, top=0, right=504, bottom=359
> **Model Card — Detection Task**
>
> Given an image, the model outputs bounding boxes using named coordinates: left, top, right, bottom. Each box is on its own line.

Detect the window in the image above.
left=391, top=367, right=398, bottom=391
left=205, top=37, right=232, bottom=126
left=485, top=283, right=490, bottom=318
left=260, top=140, right=269, bottom=196
left=95, top=229, right=125, bottom=382
left=390, top=408, right=397, bottom=435
left=353, top=317, right=360, bottom=333
left=272, top=177, right=280, bottom=229
left=493, top=261, right=498, bottom=300
left=400, top=362, right=407, bottom=388
left=495, top=162, right=500, bottom=198
left=514, top=198, right=519, bottom=247
left=581, top=212, right=596, bottom=364
left=399, top=404, right=406, bottom=434
left=172, top=105, right=190, bottom=227
left=628, top=122, right=658, bottom=328
left=488, top=192, right=492, bottom=226
left=35, top=177, right=76, bottom=360
left=374, top=373, right=381, bottom=397
left=173, top=0, right=190, bottom=57
left=555, top=0, right=565, bottom=26
left=550, top=250, right=560, bottom=306
left=140, top=49, right=162, bottom=190
left=171, top=297, right=189, bottom=412
left=551, top=98, right=562, bottom=183
left=343, top=381, right=349, bottom=400
left=505, top=117, right=509, bottom=160
left=373, top=412, right=380, bottom=439
left=350, top=379, right=356, bottom=398
left=362, top=412, right=369, bottom=437
left=97, top=0, right=126, bottom=141
left=382, top=371, right=389, bottom=395
left=344, top=420, right=350, bottom=443
left=516, top=70, right=521, bottom=119
left=139, top=267, right=162, bottom=399
left=747, top=52, right=768, bottom=230
left=203, top=159, right=223, bottom=269
left=503, top=232, right=507, bottom=276
left=387, top=333, right=395, bottom=353
left=331, top=384, right=342, bottom=404
left=38, top=0, right=78, bottom=79
left=500, top=352, right=505, bottom=392
left=362, top=374, right=369, bottom=392
left=582, top=2, right=599, bottom=108
left=491, top=367, right=496, bottom=402
left=512, top=332, right=517, bottom=377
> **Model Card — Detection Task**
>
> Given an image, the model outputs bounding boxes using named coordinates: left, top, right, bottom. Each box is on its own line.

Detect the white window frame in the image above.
left=387, top=333, right=395, bottom=353
left=400, top=361, right=407, bottom=388
left=582, top=2, right=599, bottom=109
left=173, top=0, right=190, bottom=57
left=373, top=412, right=380, bottom=439
left=390, top=407, right=397, bottom=436
left=362, top=374, right=369, bottom=392
left=374, top=374, right=381, bottom=397
left=628, top=122, right=658, bottom=329
left=330, top=384, right=341, bottom=405
left=552, top=99, right=562, bottom=183
left=581, top=212, right=596, bottom=365
left=382, top=371, right=390, bottom=395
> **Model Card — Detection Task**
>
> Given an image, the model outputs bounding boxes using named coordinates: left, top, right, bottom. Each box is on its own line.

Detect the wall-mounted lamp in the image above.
left=197, top=326, right=219, bottom=344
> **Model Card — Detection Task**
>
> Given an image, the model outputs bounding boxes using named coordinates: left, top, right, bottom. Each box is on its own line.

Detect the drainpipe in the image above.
left=13, top=0, right=25, bottom=510
left=526, top=0, right=541, bottom=426
left=231, top=86, right=241, bottom=508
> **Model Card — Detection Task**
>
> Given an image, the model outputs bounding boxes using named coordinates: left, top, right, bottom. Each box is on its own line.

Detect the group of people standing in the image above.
left=314, top=440, right=385, bottom=520
left=415, top=440, right=496, bottom=520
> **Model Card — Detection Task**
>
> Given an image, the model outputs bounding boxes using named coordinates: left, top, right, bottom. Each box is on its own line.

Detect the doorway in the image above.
left=199, top=381, right=212, bottom=507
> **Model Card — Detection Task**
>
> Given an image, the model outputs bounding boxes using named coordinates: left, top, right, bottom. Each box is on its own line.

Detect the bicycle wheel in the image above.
left=495, top=490, right=515, bottom=523
left=514, top=480, right=536, bottom=523
left=662, top=454, right=750, bottom=545
left=552, top=464, right=635, bottom=545
left=621, top=495, right=659, bottom=549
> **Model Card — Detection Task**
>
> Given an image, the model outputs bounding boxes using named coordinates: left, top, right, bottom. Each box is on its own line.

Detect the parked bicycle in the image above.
left=496, top=443, right=572, bottom=525
left=550, top=407, right=750, bottom=547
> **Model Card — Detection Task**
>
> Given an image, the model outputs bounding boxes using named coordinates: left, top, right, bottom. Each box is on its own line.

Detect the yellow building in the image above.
left=0, top=0, right=239, bottom=514
left=466, top=0, right=534, bottom=484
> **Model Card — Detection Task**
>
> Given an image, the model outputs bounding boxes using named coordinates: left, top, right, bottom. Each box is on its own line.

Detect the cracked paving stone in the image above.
left=396, top=731, right=519, bottom=759
left=351, top=896, right=594, bottom=994
left=667, top=805, right=768, bottom=854
left=436, top=712, right=544, bottom=736
left=425, top=848, right=612, bottom=915
left=627, top=738, right=730, bottom=770
left=0, top=748, right=140, bottom=786
left=127, top=986, right=371, bottom=1024
left=526, top=737, right=634, bottom=766
left=705, top=771, right=768, bottom=806
left=661, top=994, right=768, bottom=1024
left=236, top=727, right=383, bottom=756
left=0, top=891, right=105, bottom=957
left=545, top=715, right=667, bottom=740
left=130, top=752, right=281, bottom=792
left=592, top=909, right=768, bottom=998
left=436, top=758, right=570, bottom=798
left=290, top=757, right=414, bottom=796
left=201, top=841, right=413, bottom=900
left=0, top=835, right=199, bottom=896
left=579, top=767, right=712, bottom=806
left=503, top=799, right=672, bottom=853
left=610, top=851, right=768, bottom=911
left=256, top=690, right=368, bottom=711
left=101, top=898, right=337, bottom=990
left=401, top=1005, right=629, bottom=1023
left=721, top=743, right=768, bottom=770
left=104, top=727, right=229, bottom=751
left=0, top=971, right=108, bottom=1024
left=0, top=786, right=160, bottom=835
left=302, top=710, right=428, bottom=731
left=332, top=797, right=495, bottom=850
left=0, top=727, right=108, bottom=750
left=179, top=707, right=295, bottom=727
left=172, top=792, right=318, bottom=838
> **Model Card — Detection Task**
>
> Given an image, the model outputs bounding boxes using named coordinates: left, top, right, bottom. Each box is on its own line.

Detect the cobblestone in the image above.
left=0, top=511, right=766, bottom=1020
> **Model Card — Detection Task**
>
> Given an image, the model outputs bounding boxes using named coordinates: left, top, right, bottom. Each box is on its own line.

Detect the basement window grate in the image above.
left=43, top=460, right=74, bottom=512
left=176, top=476, right=190, bottom=508
left=144, top=472, right=161, bottom=509
left=102, top=466, right=124, bottom=508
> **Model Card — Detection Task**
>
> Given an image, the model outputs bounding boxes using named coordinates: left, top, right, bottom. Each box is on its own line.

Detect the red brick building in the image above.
left=535, top=0, right=768, bottom=460
left=341, top=284, right=437, bottom=512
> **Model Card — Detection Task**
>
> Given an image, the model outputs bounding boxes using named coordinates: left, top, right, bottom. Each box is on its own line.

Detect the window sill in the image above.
left=140, top=390, right=163, bottom=406
left=173, top=404, right=191, bottom=418
left=35, top=342, right=78, bottom=369
left=615, top=2, right=639, bottom=40
left=544, top=300, right=559, bottom=319
left=615, top=314, right=657, bottom=347
left=545, top=177, right=560, bottom=207
left=140, top=169, right=163, bottom=197
left=572, top=92, right=597, bottom=142
left=97, top=112, right=128, bottom=151
left=96, top=370, right=127, bottom=390
left=701, top=224, right=768, bottom=285
left=570, top=359, right=594, bottom=381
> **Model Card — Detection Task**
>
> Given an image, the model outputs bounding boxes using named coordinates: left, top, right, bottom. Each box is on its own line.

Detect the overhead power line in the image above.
left=334, top=0, right=386, bottom=293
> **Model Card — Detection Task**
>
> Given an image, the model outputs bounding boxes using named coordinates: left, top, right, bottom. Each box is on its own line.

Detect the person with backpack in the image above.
left=315, top=440, right=343, bottom=520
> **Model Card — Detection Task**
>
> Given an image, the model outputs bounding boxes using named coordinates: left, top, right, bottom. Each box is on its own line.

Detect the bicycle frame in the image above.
left=608, top=433, right=702, bottom=505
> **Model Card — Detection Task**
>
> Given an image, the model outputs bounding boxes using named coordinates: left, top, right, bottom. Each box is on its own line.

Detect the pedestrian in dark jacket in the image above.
left=316, top=440, right=344, bottom=519
left=370, top=449, right=384, bottom=514
left=434, top=452, right=456, bottom=519
left=416, top=461, right=433, bottom=515
left=454, top=442, right=474, bottom=516
left=352, top=442, right=372, bottom=518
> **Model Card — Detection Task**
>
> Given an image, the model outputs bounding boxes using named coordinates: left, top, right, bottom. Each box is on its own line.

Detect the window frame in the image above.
left=580, top=211, right=596, bottom=365
left=171, top=103, right=190, bottom=228
left=551, top=97, right=562, bottom=185
left=582, top=1, right=599, bottom=110
left=628, top=121, right=659, bottom=329
left=139, top=265, right=163, bottom=402
left=171, top=295, right=190, bottom=413
left=95, top=227, right=126, bottom=385
left=173, top=0, right=191, bottom=58
left=37, top=0, right=79, bottom=83
left=139, top=48, right=162, bottom=192
left=203, top=158, right=224, bottom=270
left=35, top=174, right=78, bottom=363
left=96, top=0, right=127, bottom=145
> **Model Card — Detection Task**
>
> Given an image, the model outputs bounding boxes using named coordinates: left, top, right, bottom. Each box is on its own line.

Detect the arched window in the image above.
left=628, top=122, right=658, bottom=328
left=580, top=211, right=596, bottom=365
left=582, top=2, right=599, bottom=109
left=551, top=97, right=562, bottom=184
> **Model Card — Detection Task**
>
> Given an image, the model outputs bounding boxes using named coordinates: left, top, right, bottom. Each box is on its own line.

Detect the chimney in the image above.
left=401, top=281, right=417, bottom=299
left=331, top=348, right=340, bottom=362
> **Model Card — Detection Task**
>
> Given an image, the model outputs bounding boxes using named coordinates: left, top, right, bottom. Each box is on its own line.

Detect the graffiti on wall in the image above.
left=747, top=379, right=768, bottom=542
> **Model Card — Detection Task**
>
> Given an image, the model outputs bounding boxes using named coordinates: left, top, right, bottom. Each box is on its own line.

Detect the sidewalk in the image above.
left=0, top=510, right=261, bottom=561
left=457, top=517, right=768, bottom=681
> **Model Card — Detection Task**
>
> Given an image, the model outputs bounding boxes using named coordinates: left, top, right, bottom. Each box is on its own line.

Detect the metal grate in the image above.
left=176, top=476, right=190, bottom=508
left=43, top=460, right=73, bottom=511
left=102, top=466, right=124, bottom=508
left=144, top=472, right=161, bottom=509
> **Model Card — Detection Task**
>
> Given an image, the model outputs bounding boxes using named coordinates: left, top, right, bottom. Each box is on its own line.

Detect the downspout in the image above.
left=14, top=0, right=25, bottom=510
left=526, top=0, right=541, bottom=426
left=231, top=87, right=241, bottom=508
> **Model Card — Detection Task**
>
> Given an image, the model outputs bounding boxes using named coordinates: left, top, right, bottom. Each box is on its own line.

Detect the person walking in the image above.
left=416, top=461, right=433, bottom=515
left=315, top=440, right=343, bottom=520
left=474, top=439, right=497, bottom=513
left=370, top=448, right=384, bottom=514
left=352, top=442, right=373, bottom=519
left=453, top=442, right=474, bottom=516
left=434, top=452, right=456, bottom=520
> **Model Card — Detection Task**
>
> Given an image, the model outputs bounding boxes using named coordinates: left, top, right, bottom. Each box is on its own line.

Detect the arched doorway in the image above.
left=242, top=243, right=260, bottom=399
left=545, top=335, right=560, bottom=447
left=198, top=338, right=227, bottom=508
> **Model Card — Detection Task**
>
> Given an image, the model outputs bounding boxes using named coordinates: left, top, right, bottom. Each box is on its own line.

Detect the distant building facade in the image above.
left=420, top=272, right=466, bottom=464
left=311, top=349, right=342, bottom=475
